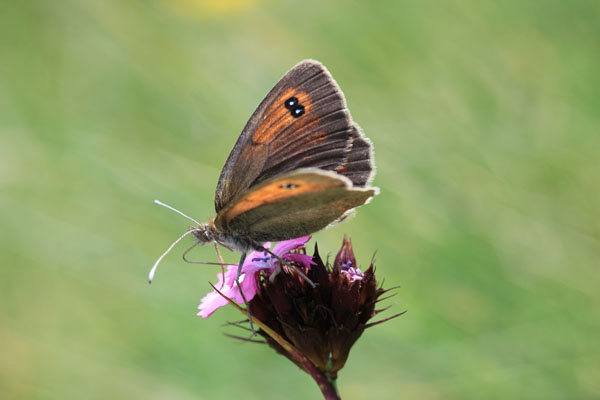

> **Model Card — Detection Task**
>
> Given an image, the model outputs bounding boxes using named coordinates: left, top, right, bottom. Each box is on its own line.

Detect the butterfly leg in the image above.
left=214, top=243, right=226, bottom=290
left=259, top=247, right=317, bottom=288
left=234, top=252, right=257, bottom=335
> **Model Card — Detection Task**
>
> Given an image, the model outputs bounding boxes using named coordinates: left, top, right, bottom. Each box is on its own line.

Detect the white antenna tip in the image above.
left=148, top=262, right=158, bottom=284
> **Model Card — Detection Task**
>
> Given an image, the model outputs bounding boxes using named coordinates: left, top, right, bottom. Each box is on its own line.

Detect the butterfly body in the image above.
left=192, top=219, right=260, bottom=254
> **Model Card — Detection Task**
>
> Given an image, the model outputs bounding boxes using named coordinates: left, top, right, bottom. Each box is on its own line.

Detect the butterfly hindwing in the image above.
left=214, top=169, right=377, bottom=242
left=334, top=124, right=375, bottom=187
left=214, top=60, right=359, bottom=213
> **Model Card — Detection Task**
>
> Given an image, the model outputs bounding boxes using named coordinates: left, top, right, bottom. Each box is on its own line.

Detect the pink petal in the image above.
left=198, top=237, right=313, bottom=318
left=286, top=253, right=316, bottom=270
left=198, top=261, right=271, bottom=318
left=231, top=263, right=265, bottom=303
left=197, top=289, right=230, bottom=318
left=272, top=236, right=311, bottom=256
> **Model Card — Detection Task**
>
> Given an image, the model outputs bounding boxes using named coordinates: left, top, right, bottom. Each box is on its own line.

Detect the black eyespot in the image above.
left=291, top=105, right=305, bottom=118
left=281, top=183, right=298, bottom=189
left=284, top=97, right=298, bottom=110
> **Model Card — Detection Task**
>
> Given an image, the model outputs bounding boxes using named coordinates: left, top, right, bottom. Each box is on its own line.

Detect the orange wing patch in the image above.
left=221, top=171, right=347, bottom=222
left=252, top=89, right=312, bottom=144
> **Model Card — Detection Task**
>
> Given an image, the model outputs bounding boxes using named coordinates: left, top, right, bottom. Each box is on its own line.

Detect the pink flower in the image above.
left=198, top=236, right=315, bottom=318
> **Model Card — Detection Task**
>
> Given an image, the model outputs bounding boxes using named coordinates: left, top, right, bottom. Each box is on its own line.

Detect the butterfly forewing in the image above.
left=214, top=60, right=358, bottom=213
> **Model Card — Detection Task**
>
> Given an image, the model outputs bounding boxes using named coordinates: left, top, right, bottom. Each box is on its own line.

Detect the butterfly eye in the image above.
left=284, top=97, right=298, bottom=109
left=291, top=105, right=305, bottom=118
left=281, top=183, right=298, bottom=189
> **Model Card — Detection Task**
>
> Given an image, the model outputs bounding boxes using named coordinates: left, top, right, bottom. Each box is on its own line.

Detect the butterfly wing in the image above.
left=336, top=125, right=375, bottom=187
left=214, top=60, right=374, bottom=213
left=214, top=169, right=378, bottom=243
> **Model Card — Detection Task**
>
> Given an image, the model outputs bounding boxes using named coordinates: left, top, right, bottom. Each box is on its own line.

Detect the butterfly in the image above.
left=150, top=60, right=378, bottom=284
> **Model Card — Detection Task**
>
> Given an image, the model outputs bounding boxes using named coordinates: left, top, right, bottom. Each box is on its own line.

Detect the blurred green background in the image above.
left=1, top=0, right=599, bottom=399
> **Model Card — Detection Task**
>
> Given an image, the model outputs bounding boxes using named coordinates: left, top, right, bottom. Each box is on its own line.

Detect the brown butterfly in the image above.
left=150, top=60, right=378, bottom=284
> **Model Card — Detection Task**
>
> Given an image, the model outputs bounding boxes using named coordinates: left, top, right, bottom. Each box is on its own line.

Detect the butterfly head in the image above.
left=191, top=220, right=216, bottom=245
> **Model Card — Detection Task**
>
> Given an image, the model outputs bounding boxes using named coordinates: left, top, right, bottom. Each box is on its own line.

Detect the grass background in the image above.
left=1, top=0, right=599, bottom=399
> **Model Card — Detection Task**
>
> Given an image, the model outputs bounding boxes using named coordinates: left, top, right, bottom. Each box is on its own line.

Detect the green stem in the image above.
left=303, top=366, right=339, bottom=400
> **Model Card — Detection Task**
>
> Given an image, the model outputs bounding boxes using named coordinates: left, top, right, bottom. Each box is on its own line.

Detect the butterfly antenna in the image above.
left=154, top=199, right=201, bottom=225
left=148, top=229, right=200, bottom=283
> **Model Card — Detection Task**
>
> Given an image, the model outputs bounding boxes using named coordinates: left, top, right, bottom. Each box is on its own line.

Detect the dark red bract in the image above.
left=248, top=237, right=399, bottom=379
